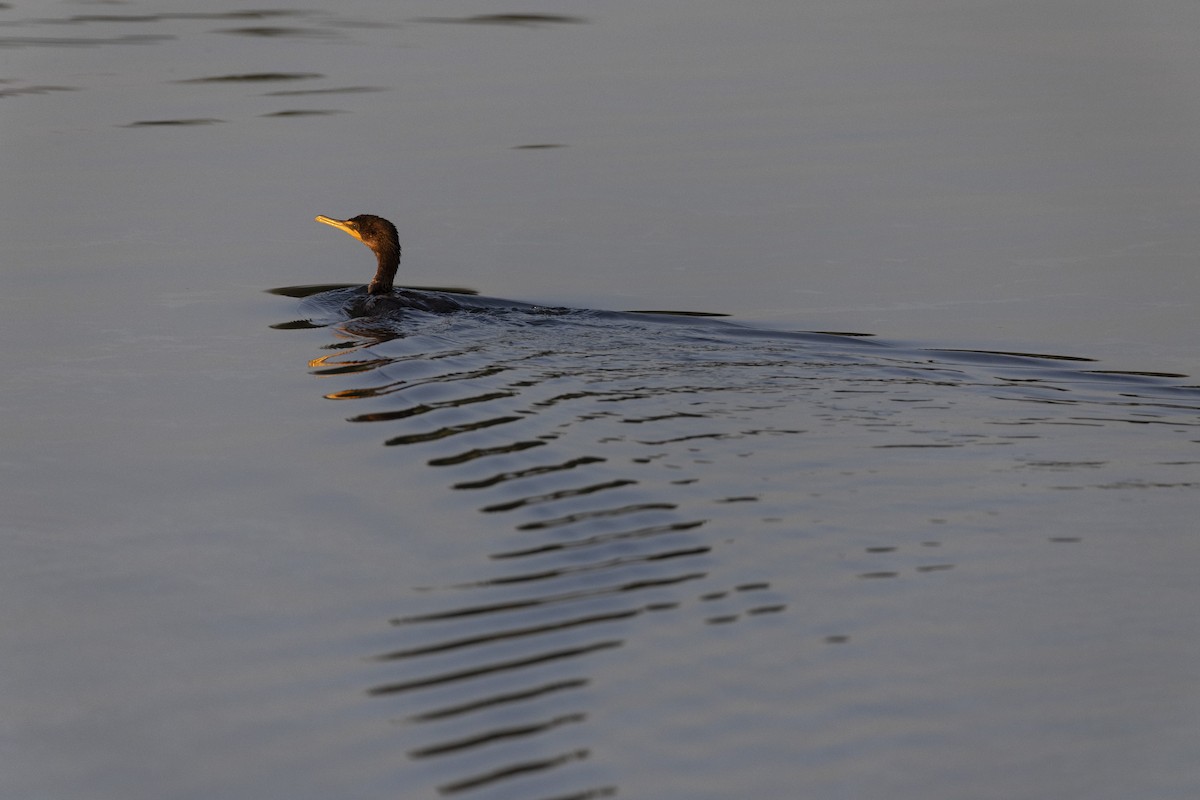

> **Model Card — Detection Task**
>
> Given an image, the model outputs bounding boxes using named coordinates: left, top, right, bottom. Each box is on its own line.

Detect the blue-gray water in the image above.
left=3, top=2, right=1200, bottom=799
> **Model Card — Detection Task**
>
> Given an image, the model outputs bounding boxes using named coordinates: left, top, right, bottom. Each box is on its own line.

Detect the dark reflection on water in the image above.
left=272, top=285, right=1200, bottom=799
left=7, top=10, right=310, bottom=24
left=122, top=118, right=224, bottom=127
left=1, top=4, right=584, bottom=128
left=0, top=33, right=173, bottom=48
left=175, top=72, right=322, bottom=84
left=413, top=14, right=588, bottom=27
left=0, top=82, right=76, bottom=97
left=217, top=26, right=337, bottom=39
left=262, top=109, right=347, bottom=118
left=263, top=85, right=389, bottom=97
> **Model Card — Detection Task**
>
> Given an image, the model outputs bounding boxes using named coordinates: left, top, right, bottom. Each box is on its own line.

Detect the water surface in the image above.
left=3, top=1, right=1200, bottom=798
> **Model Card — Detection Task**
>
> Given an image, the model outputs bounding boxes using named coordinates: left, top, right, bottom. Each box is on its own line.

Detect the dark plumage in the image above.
left=315, top=213, right=401, bottom=295
left=315, top=213, right=460, bottom=313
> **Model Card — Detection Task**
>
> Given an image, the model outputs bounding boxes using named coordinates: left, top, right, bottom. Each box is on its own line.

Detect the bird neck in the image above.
left=368, top=243, right=400, bottom=295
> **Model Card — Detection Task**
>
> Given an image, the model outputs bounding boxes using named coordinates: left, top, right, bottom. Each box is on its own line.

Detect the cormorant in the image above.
left=315, top=214, right=461, bottom=313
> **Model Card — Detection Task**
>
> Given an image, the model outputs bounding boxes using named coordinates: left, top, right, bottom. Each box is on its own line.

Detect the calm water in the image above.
left=3, top=1, right=1200, bottom=799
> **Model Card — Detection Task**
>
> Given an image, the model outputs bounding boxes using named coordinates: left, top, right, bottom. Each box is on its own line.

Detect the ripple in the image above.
left=216, top=26, right=336, bottom=38
left=263, top=85, right=389, bottom=97
left=393, top=572, right=707, bottom=624
left=376, top=611, right=639, bottom=661
left=408, top=678, right=589, bottom=722
left=480, top=479, right=639, bottom=513
left=121, top=117, right=223, bottom=127
left=367, top=640, right=622, bottom=696
left=272, top=285, right=1200, bottom=799
left=408, top=712, right=586, bottom=758
left=436, top=750, right=603, bottom=796
left=0, top=83, right=76, bottom=97
left=414, top=14, right=587, bottom=27
left=260, top=109, right=346, bottom=117
left=14, top=10, right=310, bottom=24
left=0, top=33, right=172, bottom=47
left=453, top=455, right=606, bottom=490
left=491, top=519, right=707, bottom=560
left=384, top=415, right=525, bottom=446
left=175, top=72, right=322, bottom=84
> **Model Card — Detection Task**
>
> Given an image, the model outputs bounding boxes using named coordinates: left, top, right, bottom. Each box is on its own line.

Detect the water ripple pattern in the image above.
left=275, top=288, right=1200, bottom=799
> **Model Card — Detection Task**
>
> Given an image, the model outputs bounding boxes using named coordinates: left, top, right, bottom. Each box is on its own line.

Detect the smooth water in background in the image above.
left=3, top=2, right=1200, bottom=799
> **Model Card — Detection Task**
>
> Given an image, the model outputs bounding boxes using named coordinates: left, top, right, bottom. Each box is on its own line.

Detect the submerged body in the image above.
left=315, top=214, right=462, bottom=313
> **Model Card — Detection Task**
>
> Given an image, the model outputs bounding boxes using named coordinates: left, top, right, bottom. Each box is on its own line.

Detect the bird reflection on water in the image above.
left=273, top=220, right=1200, bottom=799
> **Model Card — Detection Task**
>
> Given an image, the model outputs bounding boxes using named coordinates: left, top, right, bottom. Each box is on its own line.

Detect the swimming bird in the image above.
left=315, top=213, right=460, bottom=313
